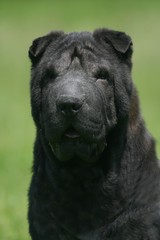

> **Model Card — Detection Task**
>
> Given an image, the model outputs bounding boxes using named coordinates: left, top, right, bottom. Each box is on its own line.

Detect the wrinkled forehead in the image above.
left=43, top=32, right=113, bottom=74
left=54, top=31, right=97, bottom=53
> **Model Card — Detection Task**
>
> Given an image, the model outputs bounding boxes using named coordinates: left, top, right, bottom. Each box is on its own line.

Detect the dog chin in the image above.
left=49, top=138, right=107, bottom=163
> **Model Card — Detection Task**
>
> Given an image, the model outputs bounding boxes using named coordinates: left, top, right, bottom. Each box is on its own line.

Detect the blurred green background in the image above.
left=0, top=0, right=160, bottom=239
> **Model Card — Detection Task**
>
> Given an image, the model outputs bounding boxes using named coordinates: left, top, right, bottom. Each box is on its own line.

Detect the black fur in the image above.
left=28, top=28, right=160, bottom=240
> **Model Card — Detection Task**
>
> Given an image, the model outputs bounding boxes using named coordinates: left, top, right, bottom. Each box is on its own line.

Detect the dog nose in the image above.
left=56, top=95, right=83, bottom=115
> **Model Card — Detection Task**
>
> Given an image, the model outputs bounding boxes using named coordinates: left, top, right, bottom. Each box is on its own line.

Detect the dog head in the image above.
left=29, top=29, right=133, bottom=163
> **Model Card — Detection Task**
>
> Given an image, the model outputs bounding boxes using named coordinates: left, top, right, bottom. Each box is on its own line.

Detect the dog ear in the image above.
left=29, top=31, right=64, bottom=64
left=93, top=28, right=132, bottom=54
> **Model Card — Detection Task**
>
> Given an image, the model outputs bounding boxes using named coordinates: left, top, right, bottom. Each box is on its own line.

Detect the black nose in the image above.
left=56, top=95, right=83, bottom=115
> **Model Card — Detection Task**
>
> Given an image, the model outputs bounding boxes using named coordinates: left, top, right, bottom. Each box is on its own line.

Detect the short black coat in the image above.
left=28, top=29, right=160, bottom=240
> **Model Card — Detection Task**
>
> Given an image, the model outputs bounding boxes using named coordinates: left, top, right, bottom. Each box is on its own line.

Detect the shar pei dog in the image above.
left=28, top=29, right=160, bottom=239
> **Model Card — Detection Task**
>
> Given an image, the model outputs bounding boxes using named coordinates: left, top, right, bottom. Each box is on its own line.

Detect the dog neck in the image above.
left=36, top=130, right=122, bottom=237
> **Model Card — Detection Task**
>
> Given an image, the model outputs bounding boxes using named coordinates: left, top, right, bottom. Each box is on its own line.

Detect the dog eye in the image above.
left=95, top=69, right=109, bottom=81
left=45, top=67, right=57, bottom=79
left=41, top=67, right=58, bottom=87
left=42, top=67, right=57, bottom=86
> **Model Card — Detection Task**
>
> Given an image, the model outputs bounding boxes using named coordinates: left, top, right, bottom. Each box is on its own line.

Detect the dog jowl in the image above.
left=28, top=29, right=160, bottom=240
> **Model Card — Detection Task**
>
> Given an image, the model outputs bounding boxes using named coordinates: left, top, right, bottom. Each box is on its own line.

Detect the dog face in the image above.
left=29, top=29, right=133, bottom=163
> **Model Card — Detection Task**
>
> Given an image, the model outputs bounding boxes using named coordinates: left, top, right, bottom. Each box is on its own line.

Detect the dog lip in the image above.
left=64, top=127, right=81, bottom=139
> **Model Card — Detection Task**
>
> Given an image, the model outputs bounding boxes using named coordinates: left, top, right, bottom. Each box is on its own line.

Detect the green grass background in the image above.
left=0, top=0, right=160, bottom=239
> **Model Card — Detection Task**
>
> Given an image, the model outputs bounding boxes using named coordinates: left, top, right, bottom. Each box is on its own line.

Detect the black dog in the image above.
left=28, top=29, right=160, bottom=239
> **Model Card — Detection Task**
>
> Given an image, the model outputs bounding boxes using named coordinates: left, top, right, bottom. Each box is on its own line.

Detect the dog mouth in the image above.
left=64, top=127, right=81, bottom=139
left=48, top=125, right=107, bottom=163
